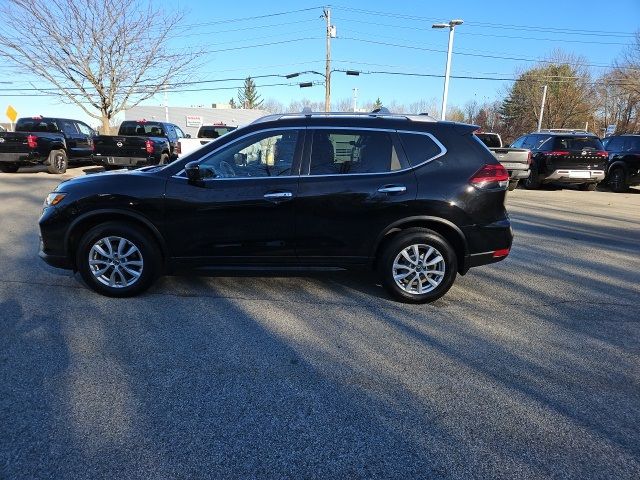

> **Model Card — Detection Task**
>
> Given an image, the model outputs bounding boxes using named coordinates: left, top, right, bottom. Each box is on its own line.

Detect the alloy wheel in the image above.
left=392, top=244, right=446, bottom=295
left=88, top=236, right=144, bottom=288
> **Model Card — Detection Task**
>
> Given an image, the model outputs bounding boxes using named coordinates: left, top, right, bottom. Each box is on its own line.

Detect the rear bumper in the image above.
left=544, top=169, right=605, bottom=183
left=95, top=155, right=154, bottom=167
left=0, top=151, right=43, bottom=164
left=461, top=218, right=513, bottom=272
left=508, top=169, right=530, bottom=180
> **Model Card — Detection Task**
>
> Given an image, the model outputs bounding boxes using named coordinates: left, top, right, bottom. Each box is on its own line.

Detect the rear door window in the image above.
left=624, top=136, right=640, bottom=152
left=60, top=120, right=78, bottom=135
left=308, top=130, right=406, bottom=175
left=605, top=136, right=624, bottom=151
left=398, top=133, right=443, bottom=166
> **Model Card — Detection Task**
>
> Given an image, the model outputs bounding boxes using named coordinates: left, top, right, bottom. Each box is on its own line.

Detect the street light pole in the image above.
left=537, top=84, right=548, bottom=132
left=432, top=19, right=463, bottom=121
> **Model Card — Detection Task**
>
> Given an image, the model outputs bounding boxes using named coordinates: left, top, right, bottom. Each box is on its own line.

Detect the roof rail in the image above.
left=251, top=109, right=437, bottom=124
left=538, top=128, right=591, bottom=134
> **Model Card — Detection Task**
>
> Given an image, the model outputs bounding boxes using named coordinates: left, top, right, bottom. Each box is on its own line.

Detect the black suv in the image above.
left=601, top=134, right=640, bottom=192
left=511, top=131, right=607, bottom=190
left=38, top=111, right=513, bottom=303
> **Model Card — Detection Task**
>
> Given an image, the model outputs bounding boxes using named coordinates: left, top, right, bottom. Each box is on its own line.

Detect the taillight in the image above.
left=493, top=248, right=510, bottom=258
left=89, top=139, right=94, bottom=152
left=595, top=151, right=608, bottom=157
left=527, top=150, right=532, bottom=165
left=547, top=151, right=569, bottom=156
left=145, top=139, right=154, bottom=154
left=177, top=141, right=182, bottom=155
left=470, top=164, right=509, bottom=189
left=27, top=134, right=38, bottom=149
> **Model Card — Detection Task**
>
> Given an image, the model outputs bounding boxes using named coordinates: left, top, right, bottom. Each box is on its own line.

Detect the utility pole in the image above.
left=352, top=87, right=358, bottom=112
left=323, top=7, right=335, bottom=112
left=163, top=86, right=169, bottom=122
left=537, top=84, right=548, bottom=132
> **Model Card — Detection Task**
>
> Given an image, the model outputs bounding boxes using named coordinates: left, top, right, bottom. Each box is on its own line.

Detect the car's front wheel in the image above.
left=76, top=222, right=160, bottom=297
left=379, top=229, right=457, bottom=303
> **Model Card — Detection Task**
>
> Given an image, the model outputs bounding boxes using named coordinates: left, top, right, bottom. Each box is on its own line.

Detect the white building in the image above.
left=124, top=105, right=270, bottom=137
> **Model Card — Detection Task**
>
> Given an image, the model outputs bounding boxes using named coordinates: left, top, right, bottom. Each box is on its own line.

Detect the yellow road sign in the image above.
left=6, top=105, right=18, bottom=123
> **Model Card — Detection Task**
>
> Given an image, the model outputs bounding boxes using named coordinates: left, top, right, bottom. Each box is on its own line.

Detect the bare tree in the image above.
left=262, top=98, right=285, bottom=113
left=0, top=0, right=198, bottom=133
left=463, top=99, right=479, bottom=124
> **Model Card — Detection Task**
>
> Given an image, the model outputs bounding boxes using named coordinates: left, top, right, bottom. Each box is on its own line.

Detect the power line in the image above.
left=174, top=6, right=324, bottom=30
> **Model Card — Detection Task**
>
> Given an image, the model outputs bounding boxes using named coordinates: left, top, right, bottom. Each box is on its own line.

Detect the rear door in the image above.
left=74, top=121, right=95, bottom=158
left=59, top=120, right=85, bottom=159
left=294, top=127, right=417, bottom=263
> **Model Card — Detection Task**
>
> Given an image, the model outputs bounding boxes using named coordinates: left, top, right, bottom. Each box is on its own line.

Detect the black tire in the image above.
left=76, top=222, right=161, bottom=297
left=579, top=182, right=597, bottom=191
left=523, top=170, right=541, bottom=190
left=46, top=149, right=67, bottom=174
left=609, top=168, right=628, bottom=193
left=508, top=179, right=519, bottom=191
left=158, top=153, right=169, bottom=165
left=0, top=164, right=20, bottom=173
left=378, top=228, right=457, bottom=304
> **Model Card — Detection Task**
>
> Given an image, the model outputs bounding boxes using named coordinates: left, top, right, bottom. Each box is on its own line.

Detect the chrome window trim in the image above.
left=171, top=126, right=447, bottom=180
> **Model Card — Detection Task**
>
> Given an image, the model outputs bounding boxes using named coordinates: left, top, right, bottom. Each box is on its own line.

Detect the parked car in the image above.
left=93, top=120, right=187, bottom=168
left=475, top=132, right=530, bottom=191
left=601, top=134, right=640, bottom=192
left=0, top=116, right=95, bottom=174
left=511, top=130, right=607, bottom=190
left=38, top=110, right=513, bottom=303
left=177, top=123, right=237, bottom=157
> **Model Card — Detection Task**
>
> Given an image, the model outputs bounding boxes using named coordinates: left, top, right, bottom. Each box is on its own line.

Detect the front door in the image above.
left=295, top=128, right=417, bottom=264
left=163, top=128, right=304, bottom=265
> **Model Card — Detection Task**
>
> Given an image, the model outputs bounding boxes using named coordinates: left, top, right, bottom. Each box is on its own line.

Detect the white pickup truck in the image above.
left=475, top=132, right=531, bottom=191
left=177, top=124, right=237, bottom=157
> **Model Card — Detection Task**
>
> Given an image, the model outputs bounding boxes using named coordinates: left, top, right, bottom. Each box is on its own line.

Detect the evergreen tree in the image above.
left=229, top=98, right=237, bottom=109
left=372, top=97, right=383, bottom=109
left=237, top=77, right=263, bottom=109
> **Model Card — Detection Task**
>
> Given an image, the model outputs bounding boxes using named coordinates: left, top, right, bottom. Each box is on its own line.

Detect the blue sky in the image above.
left=1, top=0, right=638, bottom=126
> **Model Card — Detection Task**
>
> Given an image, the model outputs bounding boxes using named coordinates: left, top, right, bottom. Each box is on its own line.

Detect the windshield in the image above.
left=553, top=136, right=603, bottom=151
left=119, top=122, right=165, bottom=137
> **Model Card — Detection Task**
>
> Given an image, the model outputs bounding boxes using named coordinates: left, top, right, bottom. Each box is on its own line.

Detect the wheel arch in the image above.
left=64, top=209, right=168, bottom=269
left=373, top=216, right=469, bottom=274
left=608, top=160, right=629, bottom=174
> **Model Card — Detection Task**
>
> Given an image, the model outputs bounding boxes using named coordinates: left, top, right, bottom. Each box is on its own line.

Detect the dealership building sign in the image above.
left=185, top=115, right=203, bottom=127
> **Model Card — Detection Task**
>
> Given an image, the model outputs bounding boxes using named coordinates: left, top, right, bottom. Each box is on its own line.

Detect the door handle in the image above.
left=377, top=185, right=407, bottom=194
left=264, top=191, right=293, bottom=200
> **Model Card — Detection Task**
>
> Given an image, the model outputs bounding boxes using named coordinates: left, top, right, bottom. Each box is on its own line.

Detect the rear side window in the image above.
left=309, top=130, right=406, bottom=175
left=531, top=135, right=552, bottom=150
left=624, top=136, right=640, bottom=151
left=511, top=136, right=526, bottom=148
left=605, top=136, right=624, bottom=151
left=398, top=133, right=442, bottom=166
left=553, top=136, right=603, bottom=150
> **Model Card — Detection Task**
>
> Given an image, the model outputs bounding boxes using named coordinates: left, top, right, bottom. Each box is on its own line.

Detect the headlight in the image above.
left=44, top=192, right=67, bottom=207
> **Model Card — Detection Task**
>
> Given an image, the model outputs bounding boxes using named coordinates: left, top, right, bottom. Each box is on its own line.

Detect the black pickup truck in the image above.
left=93, top=120, right=187, bottom=168
left=0, top=117, right=95, bottom=174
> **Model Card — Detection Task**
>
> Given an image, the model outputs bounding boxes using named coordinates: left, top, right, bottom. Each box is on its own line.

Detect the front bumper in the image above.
left=38, top=245, right=72, bottom=269
left=544, top=169, right=605, bottom=183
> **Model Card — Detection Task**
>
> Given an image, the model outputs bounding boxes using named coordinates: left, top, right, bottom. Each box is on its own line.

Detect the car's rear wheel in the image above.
left=0, top=164, right=20, bottom=173
left=379, top=229, right=457, bottom=303
left=47, top=149, right=67, bottom=174
left=609, top=168, right=627, bottom=193
left=523, top=169, right=540, bottom=190
left=579, top=182, right=597, bottom=191
left=158, top=153, right=169, bottom=165
left=508, top=179, right=519, bottom=191
left=76, top=222, right=160, bottom=297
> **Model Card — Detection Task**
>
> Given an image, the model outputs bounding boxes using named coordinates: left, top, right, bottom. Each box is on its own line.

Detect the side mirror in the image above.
left=185, top=161, right=202, bottom=183
left=185, top=134, right=192, bottom=139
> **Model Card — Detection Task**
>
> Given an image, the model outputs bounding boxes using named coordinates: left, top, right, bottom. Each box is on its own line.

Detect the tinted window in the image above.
left=605, top=136, right=624, bottom=152
left=174, top=126, right=186, bottom=138
left=309, top=130, right=404, bottom=175
left=119, top=122, right=165, bottom=136
left=199, top=126, right=236, bottom=139
left=510, top=136, right=526, bottom=148
left=15, top=119, right=59, bottom=133
left=76, top=122, right=93, bottom=136
left=60, top=120, right=78, bottom=135
left=201, top=130, right=298, bottom=178
left=399, top=133, right=442, bottom=166
left=531, top=135, right=552, bottom=150
left=475, top=133, right=501, bottom=148
left=553, top=136, right=603, bottom=150
left=624, top=136, right=640, bottom=152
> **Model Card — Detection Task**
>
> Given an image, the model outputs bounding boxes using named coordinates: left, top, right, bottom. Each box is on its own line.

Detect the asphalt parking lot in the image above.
left=1, top=167, right=639, bottom=479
